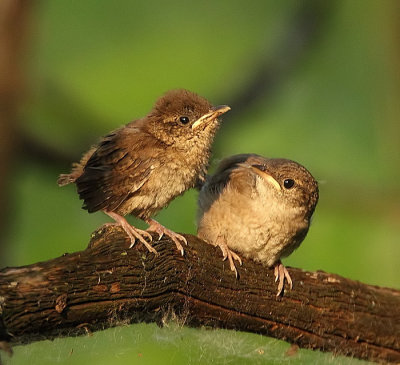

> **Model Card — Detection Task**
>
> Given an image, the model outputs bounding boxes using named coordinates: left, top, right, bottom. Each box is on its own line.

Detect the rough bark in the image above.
left=0, top=225, right=399, bottom=363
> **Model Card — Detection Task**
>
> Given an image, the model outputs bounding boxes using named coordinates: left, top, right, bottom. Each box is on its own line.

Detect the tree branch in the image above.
left=0, top=225, right=399, bottom=363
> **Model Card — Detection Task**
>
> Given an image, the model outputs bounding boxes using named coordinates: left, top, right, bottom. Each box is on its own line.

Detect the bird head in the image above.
left=244, top=155, right=319, bottom=219
left=146, top=89, right=230, bottom=147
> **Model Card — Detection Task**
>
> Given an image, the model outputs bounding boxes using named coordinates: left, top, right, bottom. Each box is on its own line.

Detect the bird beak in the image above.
left=191, top=105, right=231, bottom=129
left=242, top=164, right=281, bottom=191
left=258, top=170, right=282, bottom=191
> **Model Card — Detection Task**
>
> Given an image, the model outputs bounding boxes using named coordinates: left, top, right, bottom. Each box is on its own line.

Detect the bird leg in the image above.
left=145, top=219, right=187, bottom=256
left=215, top=236, right=242, bottom=278
left=104, top=211, right=157, bottom=254
left=274, top=260, right=293, bottom=296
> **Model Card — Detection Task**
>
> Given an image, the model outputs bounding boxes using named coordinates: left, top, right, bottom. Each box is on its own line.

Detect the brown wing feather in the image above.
left=200, top=155, right=257, bottom=214
left=76, top=129, right=159, bottom=213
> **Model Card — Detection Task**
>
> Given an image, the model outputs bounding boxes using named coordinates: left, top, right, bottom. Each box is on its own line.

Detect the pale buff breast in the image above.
left=119, top=145, right=210, bottom=218
left=198, top=177, right=309, bottom=267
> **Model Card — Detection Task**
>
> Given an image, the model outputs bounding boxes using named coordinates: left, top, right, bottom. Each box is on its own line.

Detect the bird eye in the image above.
left=283, top=179, right=295, bottom=189
left=179, top=116, right=190, bottom=125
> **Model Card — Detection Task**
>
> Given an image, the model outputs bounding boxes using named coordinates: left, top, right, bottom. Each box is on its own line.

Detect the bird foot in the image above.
left=105, top=211, right=157, bottom=254
left=216, top=237, right=242, bottom=278
left=274, top=261, right=293, bottom=296
left=146, top=219, right=187, bottom=256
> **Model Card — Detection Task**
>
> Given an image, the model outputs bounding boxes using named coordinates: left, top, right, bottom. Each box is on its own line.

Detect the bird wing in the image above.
left=207, top=155, right=258, bottom=196
left=200, top=161, right=257, bottom=215
left=76, top=127, right=161, bottom=213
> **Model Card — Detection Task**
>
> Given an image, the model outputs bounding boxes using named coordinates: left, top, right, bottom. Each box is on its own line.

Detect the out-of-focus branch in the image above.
left=224, top=0, right=333, bottom=118
left=18, top=1, right=334, bottom=168
left=0, top=0, right=32, bottom=264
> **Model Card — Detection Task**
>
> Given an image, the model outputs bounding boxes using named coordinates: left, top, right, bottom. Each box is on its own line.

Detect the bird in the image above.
left=197, top=154, right=319, bottom=296
left=58, top=89, right=230, bottom=255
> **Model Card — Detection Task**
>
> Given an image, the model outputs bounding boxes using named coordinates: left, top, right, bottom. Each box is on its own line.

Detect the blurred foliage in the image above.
left=6, top=323, right=372, bottom=365
left=2, top=0, right=399, bottom=364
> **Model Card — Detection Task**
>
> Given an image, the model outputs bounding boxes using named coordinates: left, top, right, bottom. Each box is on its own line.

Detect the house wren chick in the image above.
left=58, top=89, right=230, bottom=255
left=197, top=154, right=319, bottom=295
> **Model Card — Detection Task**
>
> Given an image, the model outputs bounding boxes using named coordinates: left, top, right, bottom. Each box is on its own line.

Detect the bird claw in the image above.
left=105, top=211, right=157, bottom=254
left=126, top=226, right=157, bottom=254
left=232, top=251, right=243, bottom=266
left=146, top=219, right=187, bottom=255
left=166, top=233, right=187, bottom=256
left=274, top=262, right=293, bottom=296
left=216, top=239, right=242, bottom=279
left=139, top=229, right=154, bottom=242
left=221, top=248, right=228, bottom=261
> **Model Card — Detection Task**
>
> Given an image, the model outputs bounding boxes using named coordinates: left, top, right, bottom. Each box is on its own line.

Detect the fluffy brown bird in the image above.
left=197, top=154, right=319, bottom=295
left=58, top=89, right=230, bottom=255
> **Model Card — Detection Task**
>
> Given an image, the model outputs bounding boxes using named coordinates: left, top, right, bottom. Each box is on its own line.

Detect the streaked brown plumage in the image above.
left=58, top=89, right=230, bottom=254
left=197, top=154, right=319, bottom=295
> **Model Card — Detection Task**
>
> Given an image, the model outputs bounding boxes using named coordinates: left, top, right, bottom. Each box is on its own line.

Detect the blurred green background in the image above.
left=1, top=0, right=398, bottom=364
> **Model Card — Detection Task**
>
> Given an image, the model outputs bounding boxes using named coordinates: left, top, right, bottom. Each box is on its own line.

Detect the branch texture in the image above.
left=0, top=225, right=399, bottom=363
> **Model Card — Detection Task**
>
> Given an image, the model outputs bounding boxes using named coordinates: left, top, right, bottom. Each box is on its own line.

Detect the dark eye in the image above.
left=179, top=116, right=190, bottom=125
left=283, top=179, right=295, bottom=189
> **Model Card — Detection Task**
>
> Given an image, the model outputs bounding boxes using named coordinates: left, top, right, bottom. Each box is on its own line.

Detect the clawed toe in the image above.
left=230, top=251, right=242, bottom=266
left=104, top=211, right=157, bottom=254
left=146, top=219, right=187, bottom=255
left=168, top=234, right=186, bottom=256
left=128, top=227, right=157, bottom=254
left=216, top=239, right=242, bottom=278
left=274, top=261, right=293, bottom=296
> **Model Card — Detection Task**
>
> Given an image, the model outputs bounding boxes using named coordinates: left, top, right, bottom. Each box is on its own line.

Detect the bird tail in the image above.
left=57, top=173, right=76, bottom=186
left=57, top=146, right=97, bottom=187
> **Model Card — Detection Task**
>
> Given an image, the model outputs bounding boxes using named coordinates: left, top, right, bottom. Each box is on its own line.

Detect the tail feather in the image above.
left=57, top=146, right=97, bottom=187
left=57, top=173, right=76, bottom=186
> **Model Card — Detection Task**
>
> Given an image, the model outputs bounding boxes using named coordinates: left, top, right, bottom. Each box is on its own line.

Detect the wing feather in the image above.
left=199, top=155, right=258, bottom=214
left=76, top=128, right=160, bottom=213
